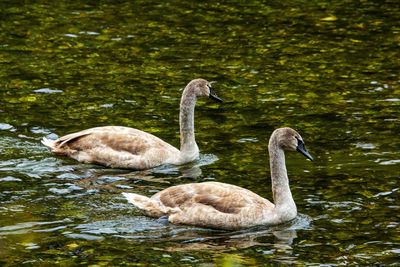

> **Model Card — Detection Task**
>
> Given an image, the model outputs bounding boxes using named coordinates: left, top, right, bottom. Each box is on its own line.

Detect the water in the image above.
left=1, top=0, right=399, bottom=265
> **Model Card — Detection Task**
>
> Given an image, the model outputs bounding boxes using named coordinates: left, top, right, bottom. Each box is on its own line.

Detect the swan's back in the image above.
left=44, top=126, right=180, bottom=169
left=153, top=182, right=272, bottom=209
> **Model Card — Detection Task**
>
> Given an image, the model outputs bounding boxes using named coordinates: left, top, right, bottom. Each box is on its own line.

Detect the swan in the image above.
left=122, top=127, right=313, bottom=230
left=42, top=78, right=222, bottom=170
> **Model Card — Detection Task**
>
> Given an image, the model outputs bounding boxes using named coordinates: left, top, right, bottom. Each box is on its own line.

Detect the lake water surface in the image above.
left=1, top=1, right=399, bottom=266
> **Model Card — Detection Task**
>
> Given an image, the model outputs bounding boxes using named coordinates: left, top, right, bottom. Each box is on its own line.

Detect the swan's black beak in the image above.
left=296, top=138, right=313, bottom=161
left=208, top=86, right=223, bottom=103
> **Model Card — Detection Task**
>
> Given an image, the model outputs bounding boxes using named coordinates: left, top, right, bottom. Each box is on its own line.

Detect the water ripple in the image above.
left=0, top=218, right=72, bottom=236
left=0, top=176, right=22, bottom=182
left=0, top=157, right=74, bottom=178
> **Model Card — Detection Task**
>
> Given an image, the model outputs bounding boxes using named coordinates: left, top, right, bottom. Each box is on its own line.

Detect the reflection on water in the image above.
left=57, top=213, right=311, bottom=257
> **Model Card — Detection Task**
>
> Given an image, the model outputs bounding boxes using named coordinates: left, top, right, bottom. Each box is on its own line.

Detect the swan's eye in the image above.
left=206, top=84, right=212, bottom=90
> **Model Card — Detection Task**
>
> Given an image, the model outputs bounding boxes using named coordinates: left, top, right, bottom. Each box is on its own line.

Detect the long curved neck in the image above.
left=268, top=139, right=296, bottom=213
left=179, top=87, right=199, bottom=159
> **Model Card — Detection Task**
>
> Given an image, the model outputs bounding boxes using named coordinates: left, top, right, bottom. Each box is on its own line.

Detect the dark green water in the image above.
left=1, top=0, right=399, bottom=265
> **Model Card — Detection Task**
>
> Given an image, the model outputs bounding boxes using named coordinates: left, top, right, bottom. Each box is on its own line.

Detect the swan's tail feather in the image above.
left=122, top=193, right=151, bottom=208
left=122, top=192, right=173, bottom=218
left=41, top=137, right=56, bottom=150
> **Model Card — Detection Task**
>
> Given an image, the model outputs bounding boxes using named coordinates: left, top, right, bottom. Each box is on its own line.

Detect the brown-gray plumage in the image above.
left=41, top=79, right=222, bottom=170
left=122, top=127, right=314, bottom=230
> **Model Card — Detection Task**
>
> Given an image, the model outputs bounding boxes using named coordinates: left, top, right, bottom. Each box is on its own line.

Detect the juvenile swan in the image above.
left=42, top=79, right=222, bottom=170
left=122, top=127, right=313, bottom=230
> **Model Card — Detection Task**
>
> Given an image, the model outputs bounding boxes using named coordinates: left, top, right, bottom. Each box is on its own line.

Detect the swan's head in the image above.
left=188, top=78, right=223, bottom=102
left=272, top=127, right=313, bottom=161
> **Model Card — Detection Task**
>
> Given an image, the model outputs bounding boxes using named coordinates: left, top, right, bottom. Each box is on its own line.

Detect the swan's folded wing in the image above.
left=157, top=185, right=196, bottom=208
left=57, top=130, right=93, bottom=147
left=157, top=183, right=250, bottom=214
left=55, top=127, right=156, bottom=156
left=56, top=127, right=122, bottom=147
left=193, top=193, right=247, bottom=214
